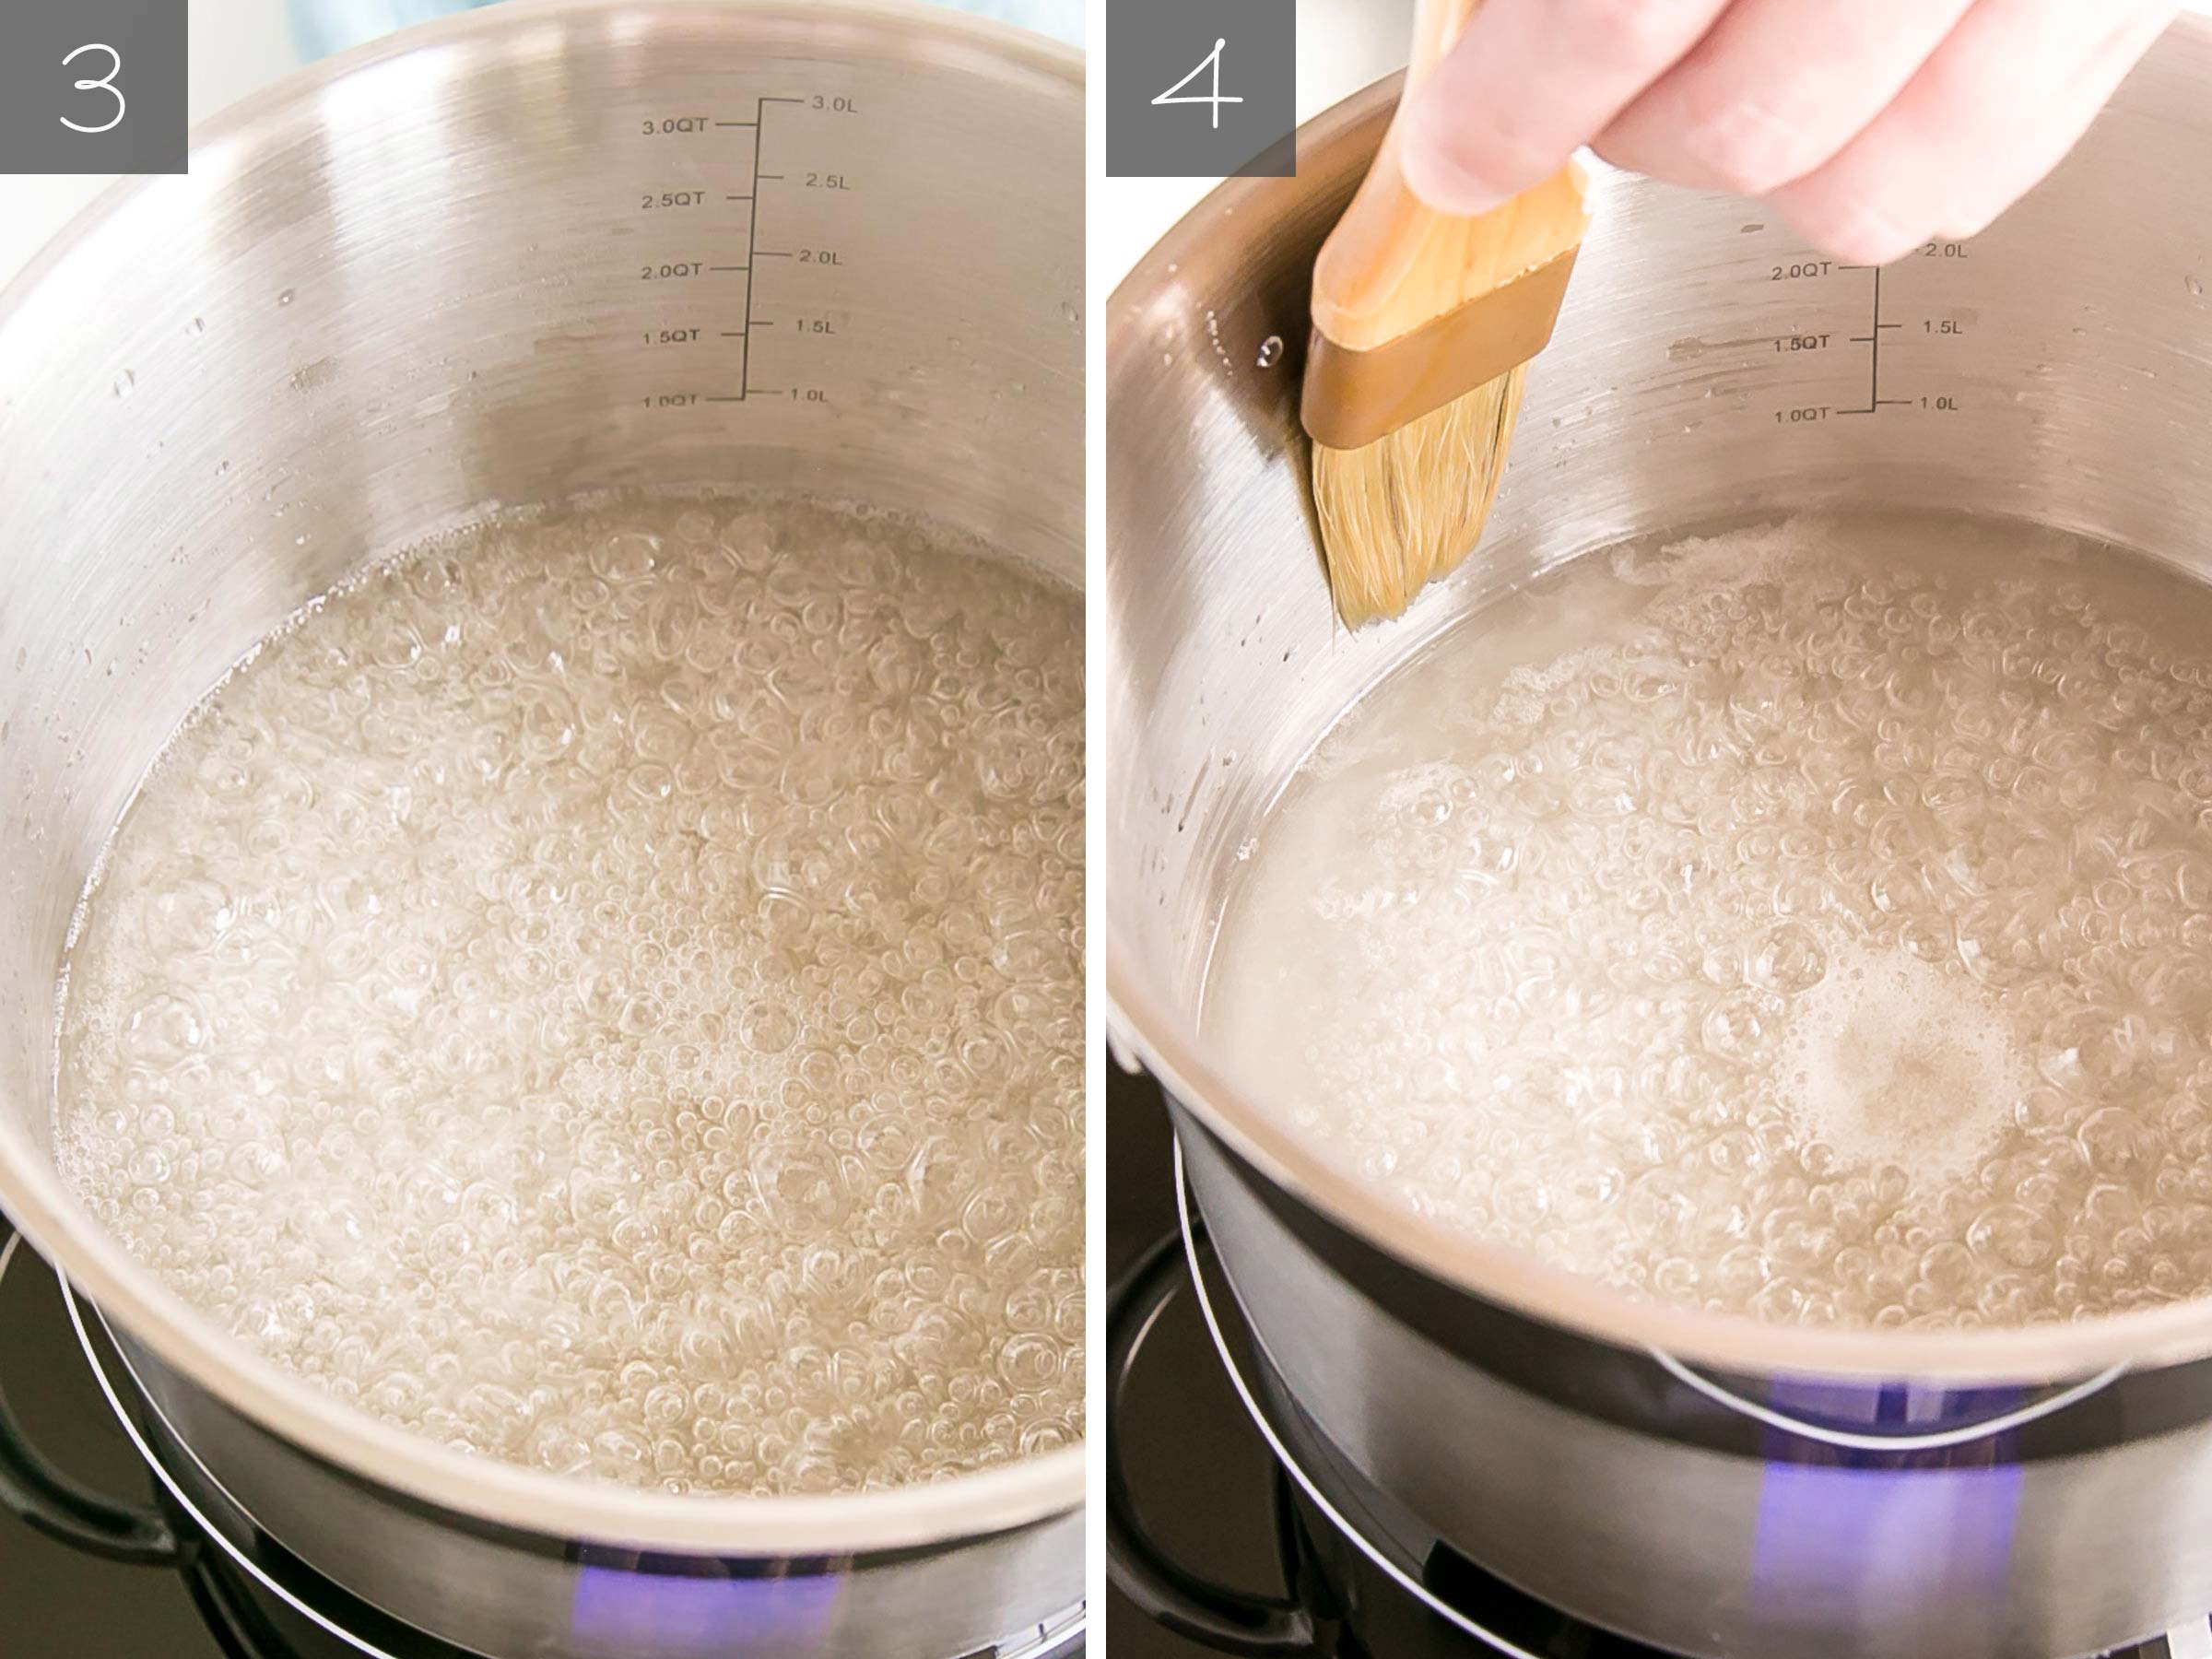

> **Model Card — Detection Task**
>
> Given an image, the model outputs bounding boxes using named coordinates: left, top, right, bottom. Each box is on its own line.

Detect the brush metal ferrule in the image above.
left=1300, top=246, right=1580, bottom=452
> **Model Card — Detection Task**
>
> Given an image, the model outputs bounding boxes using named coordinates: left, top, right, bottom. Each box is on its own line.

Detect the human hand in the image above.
left=1397, top=0, right=2179, bottom=265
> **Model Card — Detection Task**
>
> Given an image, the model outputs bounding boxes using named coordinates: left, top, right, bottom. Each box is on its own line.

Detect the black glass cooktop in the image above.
left=0, top=1230, right=229, bottom=1657
left=1106, top=1062, right=1290, bottom=1659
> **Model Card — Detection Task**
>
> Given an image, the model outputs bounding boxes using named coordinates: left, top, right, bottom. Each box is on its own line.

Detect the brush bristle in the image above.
left=1312, top=363, right=1528, bottom=628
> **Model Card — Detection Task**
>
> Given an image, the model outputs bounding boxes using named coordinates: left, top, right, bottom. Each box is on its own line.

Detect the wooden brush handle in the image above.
left=1311, top=0, right=1588, bottom=352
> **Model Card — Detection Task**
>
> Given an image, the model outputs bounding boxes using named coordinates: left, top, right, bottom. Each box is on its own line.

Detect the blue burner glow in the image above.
left=571, top=1560, right=846, bottom=1653
left=1750, top=1384, right=2022, bottom=1647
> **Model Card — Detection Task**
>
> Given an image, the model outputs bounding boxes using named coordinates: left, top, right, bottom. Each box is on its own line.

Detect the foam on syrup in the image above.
left=1777, top=941, right=2029, bottom=1184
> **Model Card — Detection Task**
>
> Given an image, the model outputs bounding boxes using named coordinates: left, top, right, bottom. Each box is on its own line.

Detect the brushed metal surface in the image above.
left=1107, top=18, right=2212, bottom=1659
left=0, top=2, right=1081, bottom=1653
left=1106, top=15, right=2212, bottom=1385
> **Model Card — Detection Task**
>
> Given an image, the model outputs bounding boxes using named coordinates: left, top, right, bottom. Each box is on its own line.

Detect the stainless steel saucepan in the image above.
left=0, top=4, right=1082, bottom=1655
left=1108, top=18, right=2212, bottom=1658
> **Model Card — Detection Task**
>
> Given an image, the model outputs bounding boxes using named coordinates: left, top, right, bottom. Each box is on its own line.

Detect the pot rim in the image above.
left=1105, top=18, right=2212, bottom=1388
left=0, top=0, right=1081, bottom=1557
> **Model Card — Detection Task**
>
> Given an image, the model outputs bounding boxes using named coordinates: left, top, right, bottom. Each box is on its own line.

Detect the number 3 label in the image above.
left=61, top=42, right=126, bottom=135
left=1151, top=38, right=1242, bottom=131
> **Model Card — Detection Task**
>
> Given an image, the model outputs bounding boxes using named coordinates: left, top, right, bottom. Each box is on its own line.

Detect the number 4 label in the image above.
left=1152, top=38, right=1242, bottom=130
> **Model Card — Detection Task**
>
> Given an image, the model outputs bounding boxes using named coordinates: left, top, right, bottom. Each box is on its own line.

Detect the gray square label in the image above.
left=1108, top=0, right=1294, bottom=179
left=0, top=0, right=187, bottom=175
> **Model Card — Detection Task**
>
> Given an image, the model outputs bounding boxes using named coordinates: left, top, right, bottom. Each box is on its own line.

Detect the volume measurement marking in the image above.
left=1836, top=265, right=1909, bottom=417
left=733, top=96, right=806, bottom=399
left=1771, top=242, right=1973, bottom=427
left=640, top=91, right=855, bottom=410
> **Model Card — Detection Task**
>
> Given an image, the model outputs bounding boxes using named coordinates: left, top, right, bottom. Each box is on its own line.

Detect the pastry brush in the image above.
left=1302, top=0, right=1591, bottom=627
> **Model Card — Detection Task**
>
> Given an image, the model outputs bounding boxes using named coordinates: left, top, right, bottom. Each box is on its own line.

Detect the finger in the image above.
left=1769, top=0, right=2176, bottom=265
left=1594, top=0, right=1978, bottom=198
left=1926, top=0, right=2176, bottom=238
left=1399, top=0, right=1733, bottom=217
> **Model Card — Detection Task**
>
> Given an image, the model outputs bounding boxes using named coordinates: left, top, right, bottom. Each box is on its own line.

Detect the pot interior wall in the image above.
left=0, top=1, right=1080, bottom=1194
left=1107, top=33, right=2212, bottom=1044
